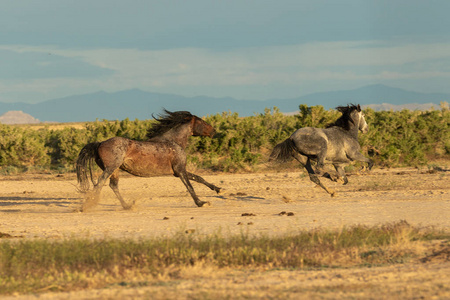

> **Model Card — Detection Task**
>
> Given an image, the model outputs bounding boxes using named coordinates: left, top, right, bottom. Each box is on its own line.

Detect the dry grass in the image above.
left=0, top=221, right=448, bottom=296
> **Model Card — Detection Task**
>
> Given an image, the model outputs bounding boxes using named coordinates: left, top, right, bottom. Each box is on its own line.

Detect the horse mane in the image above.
left=326, top=104, right=361, bottom=130
left=146, top=109, right=194, bottom=139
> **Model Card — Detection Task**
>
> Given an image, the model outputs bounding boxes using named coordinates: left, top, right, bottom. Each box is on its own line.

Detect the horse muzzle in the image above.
left=360, top=126, right=369, bottom=134
left=209, top=129, right=217, bottom=138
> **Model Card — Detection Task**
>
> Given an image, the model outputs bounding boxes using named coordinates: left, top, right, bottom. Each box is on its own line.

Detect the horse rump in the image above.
left=269, top=138, right=296, bottom=162
left=76, top=142, right=101, bottom=192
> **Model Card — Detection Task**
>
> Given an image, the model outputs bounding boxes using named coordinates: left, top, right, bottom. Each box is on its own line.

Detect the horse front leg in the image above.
left=175, top=169, right=210, bottom=207
left=333, top=164, right=348, bottom=185
left=187, top=172, right=221, bottom=193
left=349, top=152, right=373, bottom=171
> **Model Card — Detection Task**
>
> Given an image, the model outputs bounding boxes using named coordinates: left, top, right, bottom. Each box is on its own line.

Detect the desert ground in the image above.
left=0, top=166, right=449, bottom=299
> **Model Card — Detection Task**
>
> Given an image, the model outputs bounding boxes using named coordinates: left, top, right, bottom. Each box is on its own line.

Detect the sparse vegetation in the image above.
left=0, top=222, right=448, bottom=295
left=0, top=104, right=449, bottom=174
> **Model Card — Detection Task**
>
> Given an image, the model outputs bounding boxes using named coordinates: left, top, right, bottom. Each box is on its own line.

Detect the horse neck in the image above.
left=332, top=114, right=359, bottom=139
left=334, top=116, right=359, bottom=139
left=155, top=123, right=192, bottom=148
left=347, top=123, right=359, bottom=139
left=346, top=114, right=361, bottom=139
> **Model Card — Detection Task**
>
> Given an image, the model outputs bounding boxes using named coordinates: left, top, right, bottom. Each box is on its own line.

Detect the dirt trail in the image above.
left=0, top=168, right=448, bottom=239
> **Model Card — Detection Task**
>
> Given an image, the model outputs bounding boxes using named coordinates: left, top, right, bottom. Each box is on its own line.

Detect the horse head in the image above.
left=355, top=104, right=369, bottom=134
left=192, top=116, right=216, bottom=138
left=333, top=104, right=368, bottom=134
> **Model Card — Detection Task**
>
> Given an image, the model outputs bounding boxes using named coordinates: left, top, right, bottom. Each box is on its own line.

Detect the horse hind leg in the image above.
left=109, top=170, right=135, bottom=210
left=307, top=140, right=328, bottom=175
left=81, top=169, right=111, bottom=211
left=304, top=157, right=336, bottom=197
left=292, top=153, right=335, bottom=196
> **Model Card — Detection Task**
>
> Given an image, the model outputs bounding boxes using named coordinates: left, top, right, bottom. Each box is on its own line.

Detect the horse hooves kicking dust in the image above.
left=76, top=110, right=220, bottom=211
left=270, top=104, right=373, bottom=196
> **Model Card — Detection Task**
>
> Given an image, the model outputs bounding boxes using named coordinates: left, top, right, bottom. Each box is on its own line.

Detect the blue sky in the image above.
left=1, top=0, right=450, bottom=103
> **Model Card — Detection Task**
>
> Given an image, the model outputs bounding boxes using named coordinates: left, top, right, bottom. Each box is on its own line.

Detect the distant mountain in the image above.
left=0, top=84, right=448, bottom=122
left=274, top=84, right=449, bottom=112
left=0, top=111, right=40, bottom=124
left=363, top=103, right=441, bottom=111
left=0, top=89, right=260, bottom=122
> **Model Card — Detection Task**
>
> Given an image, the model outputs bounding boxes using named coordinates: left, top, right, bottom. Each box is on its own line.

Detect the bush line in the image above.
left=0, top=105, right=449, bottom=174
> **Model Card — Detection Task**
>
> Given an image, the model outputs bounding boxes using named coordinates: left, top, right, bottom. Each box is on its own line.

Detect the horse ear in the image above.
left=357, top=104, right=361, bottom=111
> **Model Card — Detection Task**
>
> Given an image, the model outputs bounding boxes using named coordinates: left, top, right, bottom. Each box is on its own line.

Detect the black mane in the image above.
left=146, top=110, right=194, bottom=139
left=326, top=104, right=361, bottom=130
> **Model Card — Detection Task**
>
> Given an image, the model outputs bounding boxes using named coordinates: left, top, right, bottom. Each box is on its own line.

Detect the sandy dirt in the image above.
left=0, top=167, right=449, bottom=299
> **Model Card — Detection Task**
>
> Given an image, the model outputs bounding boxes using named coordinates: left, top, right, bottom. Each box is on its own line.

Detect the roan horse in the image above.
left=269, top=104, right=373, bottom=196
left=76, top=110, right=221, bottom=211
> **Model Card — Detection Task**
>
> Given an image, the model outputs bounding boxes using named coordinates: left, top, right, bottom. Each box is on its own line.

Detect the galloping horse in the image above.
left=76, top=110, right=220, bottom=211
left=270, top=104, right=373, bottom=196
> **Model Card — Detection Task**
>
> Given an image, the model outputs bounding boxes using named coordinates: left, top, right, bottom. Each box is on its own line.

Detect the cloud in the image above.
left=1, top=40, right=450, bottom=102
left=0, top=49, right=114, bottom=79
left=70, top=41, right=450, bottom=85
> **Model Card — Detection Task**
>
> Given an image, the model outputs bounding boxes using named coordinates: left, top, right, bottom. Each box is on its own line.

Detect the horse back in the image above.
left=290, top=127, right=329, bottom=156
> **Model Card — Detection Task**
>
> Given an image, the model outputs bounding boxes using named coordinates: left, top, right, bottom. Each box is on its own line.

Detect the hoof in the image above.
left=215, top=187, right=222, bottom=194
left=196, top=201, right=206, bottom=207
left=123, top=200, right=136, bottom=210
left=79, top=206, right=89, bottom=212
left=334, top=178, right=344, bottom=184
left=323, top=173, right=336, bottom=181
left=330, top=191, right=337, bottom=197
left=196, top=201, right=211, bottom=207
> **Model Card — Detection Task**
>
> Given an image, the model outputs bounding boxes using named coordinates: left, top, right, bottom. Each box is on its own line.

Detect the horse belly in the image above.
left=324, top=137, right=359, bottom=164
left=120, top=146, right=175, bottom=177
left=324, top=148, right=350, bottom=164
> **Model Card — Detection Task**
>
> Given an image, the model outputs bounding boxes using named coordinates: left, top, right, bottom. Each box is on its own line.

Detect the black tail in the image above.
left=269, top=138, right=296, bottom=162
left=76, top=142, right=101, bottom=192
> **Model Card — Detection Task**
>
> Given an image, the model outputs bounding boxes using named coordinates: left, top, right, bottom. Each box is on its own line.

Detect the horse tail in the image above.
left=269, top=138, right=296, bottom=162
left=76, top=142, right=101, bottom=192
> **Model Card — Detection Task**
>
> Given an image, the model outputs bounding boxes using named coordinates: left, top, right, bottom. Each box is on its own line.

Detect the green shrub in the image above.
left=0, top=125, right=49, bottom=169
left=0, top=105, right=448, bottom=173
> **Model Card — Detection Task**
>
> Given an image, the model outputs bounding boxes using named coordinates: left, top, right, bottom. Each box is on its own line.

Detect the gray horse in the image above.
left=269, top=104, right=373, bottom=196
